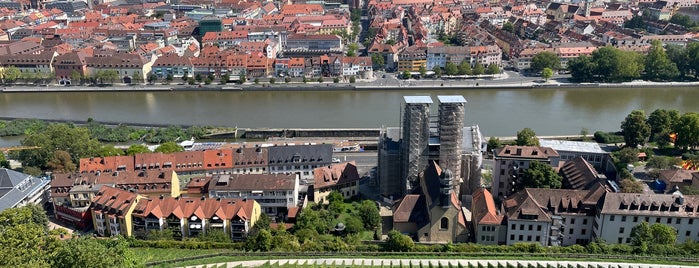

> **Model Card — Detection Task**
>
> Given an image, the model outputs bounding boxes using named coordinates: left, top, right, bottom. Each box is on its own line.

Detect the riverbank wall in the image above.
left=2, top=80, right=698, bottom=93
left=241, top=128, right=381, bottom=139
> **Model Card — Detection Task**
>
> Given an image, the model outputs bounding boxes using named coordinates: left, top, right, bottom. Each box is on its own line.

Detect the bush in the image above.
left=594, top=131, right=625, bottom=144
left=333, top=77, right=340, bottom=83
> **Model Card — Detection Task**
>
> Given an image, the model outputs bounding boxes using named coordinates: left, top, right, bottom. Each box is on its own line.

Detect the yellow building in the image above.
left=90, top=186, right=144, bottom=237
left=311, top=162, right=360, bottom=203
left=397, top=47, right=427, bottom=72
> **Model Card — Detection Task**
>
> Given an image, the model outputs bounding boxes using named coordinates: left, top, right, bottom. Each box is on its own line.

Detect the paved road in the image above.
left=182, top=258, right=696, bottom=268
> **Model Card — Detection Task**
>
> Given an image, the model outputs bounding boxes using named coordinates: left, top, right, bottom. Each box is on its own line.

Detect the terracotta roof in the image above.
left=91, top=186, right=141, bottom=216
left=559, top=157, right=599, bottom=190
left=132, top=195, right=255, bottom=221
left=504, top=189, right=551, bottom=221
left=659, top=169, right=697, bottom=184
left=472, top=188, right=503, bottom=225
left=313, top=161, right=360, bottom=190
left=393, top=194, right=423, bottom=222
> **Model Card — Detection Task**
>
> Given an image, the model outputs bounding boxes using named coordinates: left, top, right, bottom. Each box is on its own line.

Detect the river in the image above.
left=0, top=86, right=696, bottom=147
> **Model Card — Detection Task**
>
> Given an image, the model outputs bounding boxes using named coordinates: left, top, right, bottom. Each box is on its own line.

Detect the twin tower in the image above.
left=400, top=95, right=467, bottom=197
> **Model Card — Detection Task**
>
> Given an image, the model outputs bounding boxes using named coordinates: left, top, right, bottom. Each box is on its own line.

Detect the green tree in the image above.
left=670, top=13, right=695, bottom=28
left=502, top=22, right=514, bottom=33
left=0, top=206, right=54, bottom=267
left=568, top=55, right=596, bottom=82
left=126, top=144, right=151, bottom=155
left=148, top=73, right=158, bottom=84
left=472, top=62, right=485, bottom=75
left=621, top=110, right=651, bottom=147
left=445, top=62, right=459, bottom=76
left=647, top=109, right=680, bottom=141
left=244, top=229, right=273, bottom=251
left=432, top=66, right=442, bottom=77
left=70, top=70, right=82, bottom=85
left=419, top=65, right=427, bottom=77
left=630, top=222, right=677, bottom=253
left=531, top=51, right=560, bottom=71
left=221, top=74, right=229, bottom=84
left=165, top=74, right=173, bottom=83
left=673, top=112, right=699, bottom=150
left=46, top=150, right=76, bottom=173
left=349, top=76, right=356, bottom=83
left=2, top=66, right=20, bottom=84
left=53, top=237, right=140, bottom=268
left=515, top=127, right=539, bottom=146
left=357, top=200, right=381, bottom=230
left=458, top=61, right=471, bottom=75
left=487, top=136, right=502, bottom=152
left=182, top=70, right=189, bottom=82
left=371, top=53, right=385, bottom=70
left=98, top=145, right=125, bottom=157
left=317, top=77, right=324, bottom=83
left=541, top=67, right=553, bottom=81
left=17, top=124, right=100, bottom=169
left=154, top=141, right=184, bottom=153
left=346, top=43, right=358, bottom=57
left=204, top=77, right=212, bottom=85
left=614, top=147, right=639, bottom=164
left=402, top=70, right=411, bottom=79
left=619, top=177, right=643, bottom=193
left=593, top=46, right=643, bottom=82
left=624, top=15, right=646, bottom=29
left=384, top=230, right=414, bottom=252
left=0, top=152, right=8, bottom=168
left=486, top=64, right=500, bottom=75
left=195, top=73, right=203, bottom=83
left=645, top=40, right=679, bottom=81
left=518, top=161, right=562, bottom=190
left=239, top=74, right=246, bottom=84
left=667, top=44, right=691, bottom=78
left=132, top=71, right=143, bottom=84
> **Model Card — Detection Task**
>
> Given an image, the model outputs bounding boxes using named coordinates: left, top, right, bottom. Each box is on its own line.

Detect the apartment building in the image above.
left=267, top=144, right=333, bottom=185
left=131, top=195, right=260, bottom=240
left=492, top=145, right=560, bottom=199
left=208, top=173, right=299, bottom=216
left=311, top=161, right=360, bottom=203
left=471, top=188, right=505, bottom=245
left=90, top=186, right=144, bottom=237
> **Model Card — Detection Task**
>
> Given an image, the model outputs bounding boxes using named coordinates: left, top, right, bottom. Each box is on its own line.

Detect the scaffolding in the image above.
left=401, top=96, right=432, bottom=195
left=438, top=95, right=467, bottom=197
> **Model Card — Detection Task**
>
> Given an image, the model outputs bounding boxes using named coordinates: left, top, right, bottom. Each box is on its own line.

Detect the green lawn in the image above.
left=133, top=247, right=231, bottom=264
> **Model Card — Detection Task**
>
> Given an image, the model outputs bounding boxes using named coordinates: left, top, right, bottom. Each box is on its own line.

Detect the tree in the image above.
left=254, top=78, right=260, bottom=84
left=568, top=55, right=596, bottom=82
left=148, top=73, right=158, bottom=84
left=126, top=144, right=151, bottom=155
left=458, top=61, right=471, bottom=75
left=1, top=66, right=20, bottom=84
left=621, top=110, right=651, bottom=147
left=165, top=74, right=173, bottom=83
left=502, top=22, right=514, bottom=33
left=16, top=124, right=101, bottom=169
left=673, top=112, right=699, bottom=150
left=647, top=109, right=680, bottom=141
left=239, top=74, right=246, bottom=84
left=402, top=70, right=411, bottom=79
left=0, top=206, right=54, bottom=267
left=0, top=152, right=8, bottom=168
left=432, top=66, right=442, bottom=77
left=445, top=62, right=459, bottom=76
left=614, top=147, right=639, bottom=164
left=98, top=145, right=125, bottom=157
left=486, top=64, right=500, bottom=75
left=195, top=73, right=203, bottom=83
left=221, top=74, right=229, bottom=84
left=70, top=70, right=82, bottom=85
left=541, top=67, right=553, bottom=82
left=515, top=127, right=540, bottom=146
left=472, top=62, right=485, bottom=75
left=592, top=46, right=643, bottom=82
left=371, top=53, right=385, bottom=70
left=204, top=77, right=212, bottom=85
left=349, top=76, right=356, bottom=83
left=132, top=71, right=143, bottom=84
left=670, top=13, right=695, bottom=28
left=624, top=15, right=646, bottom=29
left=269, top=77, right=276, bottom=84
left=245, top=229, right=273, bottom=251
left=182, top=70, right=189, bottom=82
left=630, top=222, right=677, bottom=253
left=645, top=40, right=679, bottom=81
left=531, top=51, right=560, bottom=71
left=154, top=141, right=184, bottom=153
left=419, top=66, right=427, bottom=77
left=619, top=178, right=644, bottom=193
left=517, top=161, right=562, bottom=190
left=53, top=237, right=140, bottom=268
left=47, top=150, right=77, bottom=173
left=487, top=136, right=502, bottom=152
left=346, top=43, right=358, bottom=57
left=666, top=44, right=691, bottom=78
left=384, top=230, right=414, bottom=252
left=357, top=200, right=381, bottom=230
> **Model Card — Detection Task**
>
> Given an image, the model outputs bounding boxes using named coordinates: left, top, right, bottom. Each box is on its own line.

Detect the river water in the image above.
left=0, top=86, right=696, bottom=147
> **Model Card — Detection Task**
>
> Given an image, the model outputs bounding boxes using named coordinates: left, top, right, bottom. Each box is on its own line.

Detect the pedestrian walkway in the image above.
left=182, top=258, right=696, bottom=268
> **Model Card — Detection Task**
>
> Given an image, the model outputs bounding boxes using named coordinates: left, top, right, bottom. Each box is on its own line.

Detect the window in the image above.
left=621, top=216, right=626, bottom=222
left=527, top=235, right=532, bottom=241
left=440, top=217, right=449, bottom=230
left=626, top=238, right=631, bottom=243
left=619, top=227, right=625, bottom=233
left=537, top=225, right=542, bottom=231
left=617, top=237, right=623, bottom=243
left=667, top=218, right=672, bottom=224
left=633, top=216, right=638, bottom=222
left=569, top=228, right=574, bottom=235
left=676, top=218, right=681, bottom=224
left=583, top=218, right=588, bottom=225
left=656, top=218, right=660, bottom=223
left=582, top=229, right=586, bottom=235
left=511, top=224, right=516, bottom=230
left=687, top=231, right=691, bottom=236
left=690, top=219, right=694, bottom=225
left=610, top=215, right=615, bottom=221
left=529, top=225, right=533, bottom=231
left=571, top=218, right=576, bottom=224
left=510, top=234, right=515, bottom=240
left=519, top=235, right=523, bottom=241
left=520, top=224, right=524, bottom=230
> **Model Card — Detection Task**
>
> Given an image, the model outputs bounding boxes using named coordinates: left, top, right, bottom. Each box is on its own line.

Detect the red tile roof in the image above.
left=472, top=188, right=503, bottom=225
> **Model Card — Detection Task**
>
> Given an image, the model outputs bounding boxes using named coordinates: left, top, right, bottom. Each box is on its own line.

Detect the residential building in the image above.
left=267, top=144, right=333, bottom=185
left=90, top=186, right=144, bottom=237
left=311, top=161, right=360, bottom=203
left=392, top=161, right=469, bottom=243
left=492, top=145, right=560, bottom=200
left=505, top=185, right=608, bottom=246
left=593, top=191, right=699, bottom=244
left=341, top=56, right=372, bottom=77
left=208, top=173, right=299, bottom=217
left=285, top=34, right=342, bottom=54
left=131, top=195, right=261, bottom=240
left=53, top=51, right=87, bottom=85
left=397, top=47, right=427, bottom=72
left=426, top=46, right=470, bottom=70
left=151, top=54, right=193, bottom=79
left=539, top=139, right=615, bottom=174
left=0, top=168, right=50, bottom=212
left=471, top=188, right=505, bottom=245
left=658, top=169, right=699, bottom=193
left=0, top=50, right=57, bottom=75
left=85, top=53, right=153, bottom=84
left=559, top=157, right=608, bottom=190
